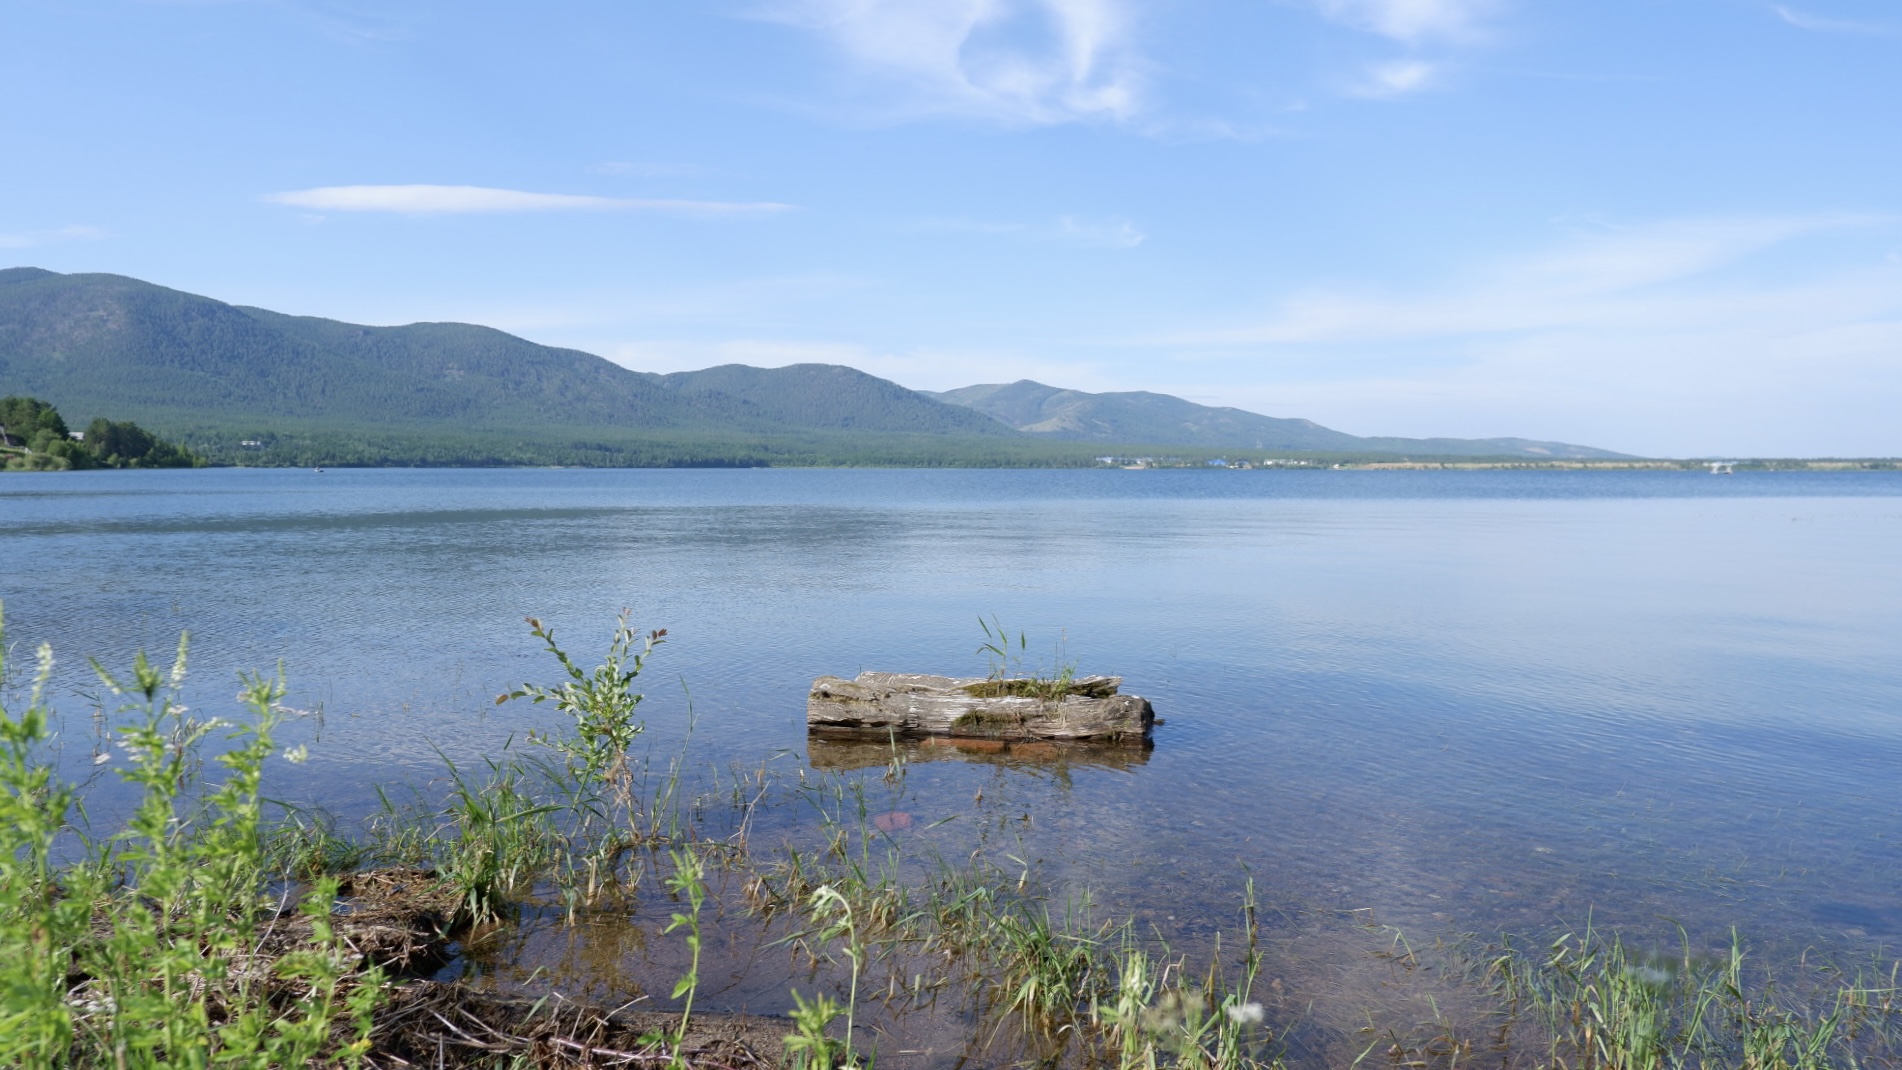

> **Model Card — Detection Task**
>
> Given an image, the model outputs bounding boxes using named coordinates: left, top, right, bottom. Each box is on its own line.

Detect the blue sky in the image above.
left=5, top=0, right=1900, bottom=456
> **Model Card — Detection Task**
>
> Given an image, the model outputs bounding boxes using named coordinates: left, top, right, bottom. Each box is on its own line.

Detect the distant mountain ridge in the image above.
left=0, top=267, right=962, bottom=437
left=926, top=380, right=1623, bottom=459
left=0, top=267, right=1628, bottom=464
left=659, top=364, right=1011, bottom=436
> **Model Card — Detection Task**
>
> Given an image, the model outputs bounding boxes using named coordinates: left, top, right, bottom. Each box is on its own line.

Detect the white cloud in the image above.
left=1149, top=215, right=1902, bottom=456
left=1315, top=0, right=1499, bottom=43
left=261, top=185, right=795, bottom=216
left=0, top=225, right=108, bottom=249
left=1771, top=5, right=1900, bottom=36
left=1353, top=59, right=1438, bottom=96
left=754, top=0, right=1145, bottom=125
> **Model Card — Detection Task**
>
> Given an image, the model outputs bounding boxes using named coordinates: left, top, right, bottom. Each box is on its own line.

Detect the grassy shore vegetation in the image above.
left=1, top=396, right=202, bottom=471
left=5, top=604, right=1900, bottom=1068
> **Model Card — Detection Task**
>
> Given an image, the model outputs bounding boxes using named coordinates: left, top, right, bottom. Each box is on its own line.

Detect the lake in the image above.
left=5, top=466, right=1901, bottom=1042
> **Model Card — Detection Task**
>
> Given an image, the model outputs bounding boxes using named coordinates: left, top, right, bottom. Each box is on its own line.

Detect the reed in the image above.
left=1488, top=924, right=1902, bottom=1070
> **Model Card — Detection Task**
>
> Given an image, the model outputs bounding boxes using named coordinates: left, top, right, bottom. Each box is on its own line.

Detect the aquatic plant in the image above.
left=977, top=615, right=1080, bottom=701
left=1089, top=880, right=1271, bottom=1070
left=434, top=749, right=560, bottom=921
left=1487, top=924, right=1901, bottom=1070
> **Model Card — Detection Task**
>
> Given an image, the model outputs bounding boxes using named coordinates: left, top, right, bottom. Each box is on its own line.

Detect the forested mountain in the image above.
left=0, top=268, right=762, bottom=433
left=928, top=380, right=1627, bottom=459
left=927, top=381, right=1355, bottom=450
left=0, top=268, right=1626, bottom=465
left=660, top=364, right=1010, bottom=436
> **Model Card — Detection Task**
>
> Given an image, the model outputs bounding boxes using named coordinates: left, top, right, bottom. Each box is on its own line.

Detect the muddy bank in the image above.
left=369, top=984, right=785, bottom=1069
left=273, top=868, right=789, bottom=1069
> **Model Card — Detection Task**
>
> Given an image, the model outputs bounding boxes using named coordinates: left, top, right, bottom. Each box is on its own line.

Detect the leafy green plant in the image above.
left=785, top=989, right=856, bottom=1070
left=0, top=605, right=378, bottom=1068
left=807, top=884, right=867, bottom=1063
left=492, top=610, right=695, bottom=914
left=656, top=846, right=712, bottom=1067
left=0, top=617, right=85, bottom=1065
left=497, top=612, right=664, bottom=800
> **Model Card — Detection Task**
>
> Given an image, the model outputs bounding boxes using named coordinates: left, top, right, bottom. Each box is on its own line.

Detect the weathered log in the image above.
left=807, top=672, right=1153, bottom=745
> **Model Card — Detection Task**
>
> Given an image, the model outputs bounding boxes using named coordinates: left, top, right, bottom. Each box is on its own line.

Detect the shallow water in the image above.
left=6, top=467, right=1902, bottom=1048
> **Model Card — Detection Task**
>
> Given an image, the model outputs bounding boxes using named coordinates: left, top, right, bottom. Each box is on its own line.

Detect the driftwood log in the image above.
left=807, top=672, right=1154, bottom=745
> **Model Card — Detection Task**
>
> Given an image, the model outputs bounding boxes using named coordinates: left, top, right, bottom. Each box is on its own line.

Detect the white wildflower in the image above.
left=67, top=994, right=115, bottom=1015
left=282, top=744, right=309, bottom=764
left=1224, top=1001, right=1264, bottom=1025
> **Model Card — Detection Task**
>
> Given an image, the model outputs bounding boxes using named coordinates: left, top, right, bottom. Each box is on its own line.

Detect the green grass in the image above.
left=1487, top=925, right=1902, bottom=1070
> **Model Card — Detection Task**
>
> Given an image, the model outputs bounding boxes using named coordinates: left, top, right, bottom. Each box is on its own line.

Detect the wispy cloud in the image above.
left=1172, top=215, right=1887, bottom=345
left=0, top=225, right=108, bottom=249
left=1771, top=4, right=1901, bottom=37
left=753, top=0, right=1145, bottom=125
left=1054, top=215, right=1145, bottom=248
left=1353, top=59, right=1438, bottom=96
left=916, top=213, right=1145, bottom=248
left=1312, top=0, right=1501, bottom=98
left=1149, top=215, right=1902, bottom=455
left=261, top=185, right=795, bottom=216
left=1315, top=0, right=1500, bottom=44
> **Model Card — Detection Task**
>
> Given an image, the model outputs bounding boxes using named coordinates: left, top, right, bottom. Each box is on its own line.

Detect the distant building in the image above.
left=68, top=431, right=84, bottom=441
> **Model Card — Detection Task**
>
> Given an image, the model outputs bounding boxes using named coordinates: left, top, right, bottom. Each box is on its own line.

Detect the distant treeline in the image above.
left=0, top=396, right=202, bottom=471
left=179, top=425, right=1145, bottom=469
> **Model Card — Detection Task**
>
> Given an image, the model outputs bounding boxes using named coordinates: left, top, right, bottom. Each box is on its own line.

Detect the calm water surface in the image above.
left=5, top=467, right=1901, bottom=988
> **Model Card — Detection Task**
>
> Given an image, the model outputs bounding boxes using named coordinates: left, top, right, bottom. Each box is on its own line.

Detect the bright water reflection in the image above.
left=4, top=467, right=1901, bottom=969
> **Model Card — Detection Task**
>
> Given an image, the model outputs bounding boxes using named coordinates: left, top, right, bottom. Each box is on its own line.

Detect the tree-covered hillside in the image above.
left=660, top=364, right=1011, bottom=436
left=0, top=268, right=1630, bottom=465
left=0, top=268, right=757, bottom=433
left=928, top=380, right=1630, bottom=460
